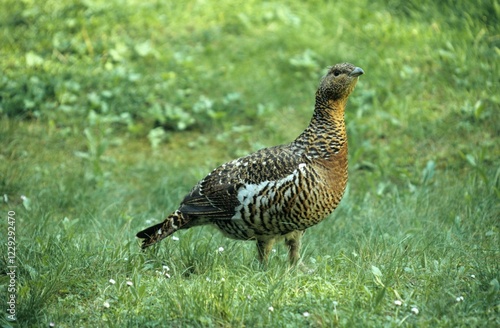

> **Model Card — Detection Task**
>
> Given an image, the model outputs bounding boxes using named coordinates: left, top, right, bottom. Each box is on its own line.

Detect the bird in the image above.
left=136, top=62, right=364, bottom=265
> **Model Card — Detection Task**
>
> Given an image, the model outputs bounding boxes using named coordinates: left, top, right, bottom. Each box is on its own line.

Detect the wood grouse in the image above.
left=137, top=63, right=364, bottom=265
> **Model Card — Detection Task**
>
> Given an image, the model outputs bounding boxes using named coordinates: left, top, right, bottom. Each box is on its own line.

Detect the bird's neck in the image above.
left=293, top=101, right=347, bottom=159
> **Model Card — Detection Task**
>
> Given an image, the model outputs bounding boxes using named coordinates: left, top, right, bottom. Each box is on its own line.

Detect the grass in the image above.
left=1, top=0, right=499, bottom=326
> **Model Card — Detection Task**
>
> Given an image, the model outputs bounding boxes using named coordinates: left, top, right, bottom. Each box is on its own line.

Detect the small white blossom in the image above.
left=456, top=296, right=464, bottom=302
left=220, top=277, right=225, bottom=282
left=163, top=265, right=170, bottom=271
left=103, top=301, right=110, bottom=308
left=411, top=307, right=419, bottom=315
left=303, top=311, right=310, bottom=317
left=172, top=236, right=180, bottom=241
left=109, top=279, right=116, bottom=285
left=470, top=274, right=475, bottom=279
left=272, top=249, right=277, bottom=253
left=268, top=306, right=274, bottom=312
left=332, top=301, right=338, bottom=307
left=394, top=300, right=402, bottom=306
left=49, top=323, right=55, bottom=327
left=126, top=281, right=133, bottom=286
left=218, top=247, right=224, bottom=252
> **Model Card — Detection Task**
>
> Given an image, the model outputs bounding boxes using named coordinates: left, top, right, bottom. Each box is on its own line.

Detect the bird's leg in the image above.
left=256, top=238, right=275, bottom=265
left=285, top=230, right=304, bottom=265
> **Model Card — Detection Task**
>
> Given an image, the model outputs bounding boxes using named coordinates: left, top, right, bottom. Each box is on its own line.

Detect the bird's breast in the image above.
left=218, top=150, right=347, bottom=238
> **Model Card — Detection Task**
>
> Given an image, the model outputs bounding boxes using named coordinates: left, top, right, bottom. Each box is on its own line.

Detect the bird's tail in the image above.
left=136, top=210, right=186, bottom=249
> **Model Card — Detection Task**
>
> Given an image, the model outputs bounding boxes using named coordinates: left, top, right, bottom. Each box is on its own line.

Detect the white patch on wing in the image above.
left=236, top=180, right=270, bottom=204
left=284, top=188, right=292, bottom=199
left=231, top=166, right=305, bottom=221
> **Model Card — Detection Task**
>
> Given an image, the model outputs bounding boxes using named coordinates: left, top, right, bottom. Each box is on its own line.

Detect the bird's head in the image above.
left=316, top=63, right=364, bottom=109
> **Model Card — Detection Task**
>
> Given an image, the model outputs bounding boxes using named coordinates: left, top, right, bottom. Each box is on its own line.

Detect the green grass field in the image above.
left=1, top=0, right=499, bottom=326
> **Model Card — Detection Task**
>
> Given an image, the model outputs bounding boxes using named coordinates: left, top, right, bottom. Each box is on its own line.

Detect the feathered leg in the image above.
left=284, top=230, right=304, bottom=265
left=256, top=238, right=275, bottom=264
left=136, top=210, right=187, bottom=249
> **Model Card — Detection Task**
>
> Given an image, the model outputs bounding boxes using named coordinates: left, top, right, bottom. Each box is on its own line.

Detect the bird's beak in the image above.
left=349, top=67, right=364, bottom=77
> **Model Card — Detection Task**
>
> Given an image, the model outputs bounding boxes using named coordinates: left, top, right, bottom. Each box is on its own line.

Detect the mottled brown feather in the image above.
left=136, top=62, right=364, bottom=264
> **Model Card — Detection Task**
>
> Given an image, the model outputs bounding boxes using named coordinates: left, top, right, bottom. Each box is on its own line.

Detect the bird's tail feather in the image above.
left=136, top=211, right=185, bottom=249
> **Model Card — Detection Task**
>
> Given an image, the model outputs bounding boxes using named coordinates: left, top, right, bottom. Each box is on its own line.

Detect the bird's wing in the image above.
left=178, top=144, right=305, bottom=219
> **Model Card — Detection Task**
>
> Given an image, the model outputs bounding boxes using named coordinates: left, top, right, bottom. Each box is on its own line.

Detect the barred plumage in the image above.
left=136, top=63, right=364, bottom=265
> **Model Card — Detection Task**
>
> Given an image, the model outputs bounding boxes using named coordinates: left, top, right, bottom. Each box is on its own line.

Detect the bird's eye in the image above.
left=333, top=70, right=341, bottom=77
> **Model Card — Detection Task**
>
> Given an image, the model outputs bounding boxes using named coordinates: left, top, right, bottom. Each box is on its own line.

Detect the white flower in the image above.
left=218, top=247, right=224, bottom=252
left=172, top=236, right=180, bottom=241
left=470, top=274, right=475, bottom=279
left=163, top=265, right=170, bottom=271
left=109, top=279, right=116, bottom=285
left=411, top=307, right=419, bottom=315
left=394, top=300, right=402, bottom=306
left=268, top=306, right=274, bottom=312
left=126, top=281, right=133, bottom=286
left=220, top=277, right=225, bottom=282
left=49, top=323, right=55, bottom=327
left=103, top=301, right=110, bottom=308
left=456, top=296, right=464, bottom=302
left=303, top=311, right=310, bottom=317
